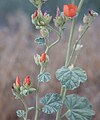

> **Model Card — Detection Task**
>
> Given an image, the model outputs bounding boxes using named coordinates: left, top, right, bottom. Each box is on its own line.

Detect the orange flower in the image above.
left=40, top=53, right=46, bottom=62
left=16, top=76, right=20, bottom=87
left=24, top=76, right=31, bottom=86
left=63, top=4, right=78, bottom=17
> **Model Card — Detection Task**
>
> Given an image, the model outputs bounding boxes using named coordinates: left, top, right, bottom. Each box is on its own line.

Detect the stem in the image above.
left=67, top=25, right=89, bottom=66
left=34, top=25, right=62, bottom=120
left=46, top=26, right=62, bottom=53
left=48, top=33, right=61, bottom=49
left=73, top=50, right=79, bottom=65
left=56, top=16, right=76, bottom=120
left=56, top=87, right=67, bottom=120
left=20, top=98, right=28, bottom=120
left=47, top=25, right=60, bottom=36
left=34, top=33, right=61, bottom=119
left=78, top=0, right=84, bottom=13
left=56, top=1, right=85, bottom=120
left=65, top=18, right=76, bottom=67
left=55, top=87, right=64, bottom=120
left=34, top=78, right=40, bottom=120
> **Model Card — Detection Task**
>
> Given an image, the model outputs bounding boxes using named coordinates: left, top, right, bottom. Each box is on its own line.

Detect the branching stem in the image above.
left=56, top=0, right=85, bottom=120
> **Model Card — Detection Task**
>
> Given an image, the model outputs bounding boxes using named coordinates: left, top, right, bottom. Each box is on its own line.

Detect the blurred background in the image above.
left=0, top=0, right=100, bottom=120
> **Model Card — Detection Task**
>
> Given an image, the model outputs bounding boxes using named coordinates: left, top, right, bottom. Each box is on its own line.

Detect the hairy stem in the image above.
left=34, top=26, right=62, bottom=120
left=48, top=33, right=61, bottom=49
left=65, top=18, right=76, bottom=67
left=67, top=25, right=89, bottom=66
left=73, top=50, right=79, bottom=65
left=47, top=25, right=60, bottom=36
left=20, top=98, right=28, bottom=120
left=56, top=0, right=85, bottom=120
left=34, top=74, right=40, bottom=120
left=56, top=19, right=76, bottom=120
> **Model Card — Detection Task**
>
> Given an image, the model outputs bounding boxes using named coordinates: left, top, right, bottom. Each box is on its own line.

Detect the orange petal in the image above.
left=63, top=5, right=70, bottom=17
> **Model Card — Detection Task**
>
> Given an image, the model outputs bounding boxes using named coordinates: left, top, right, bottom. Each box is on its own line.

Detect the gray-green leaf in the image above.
left=16, top=110, right=26, bottom=118
left=40, top=93, right=62, bottom=114
left=34, top=37, right=46, bottom=45
left=64, top=94, right=95, bottom=120
left=56, top=66, right=87, bottom=90
left=38, top=72, right=51, bottom=82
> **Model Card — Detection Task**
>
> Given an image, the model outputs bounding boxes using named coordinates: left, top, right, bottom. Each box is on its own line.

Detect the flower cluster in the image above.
left=12, top=76, right=35, bottom=97
left=31, top=10, right=52, bottom=28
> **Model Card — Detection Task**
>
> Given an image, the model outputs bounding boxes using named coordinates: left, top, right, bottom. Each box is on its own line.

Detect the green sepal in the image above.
left=34, top=54, right=40, bottom=65
left=20, top=86, right=36, bottom=96
left=12, top=88, right=21, bottom=99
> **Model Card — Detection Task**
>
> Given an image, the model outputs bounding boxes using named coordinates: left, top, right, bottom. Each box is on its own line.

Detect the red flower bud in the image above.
left=40, top=53, right=46, bottom=62
left=31, top=10, right=38, bottom=19
left=16, top=76, right=20, bottom=87
left=63, top=4, right=78, bottom=18
left=24, top=76, right=31, bottom=86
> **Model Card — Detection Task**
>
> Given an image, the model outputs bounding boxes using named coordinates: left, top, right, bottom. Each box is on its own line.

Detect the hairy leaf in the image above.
left=64, top=94, right=95, bottom=120
left=38, top=72, right=51, bottom=82
left=40, top=93, right=62, bottom=114
left=16, top=110, right=25, bottom=118
left=56, top=66, right=87, bottom=90
left=34, top=37, right=46, bottom=45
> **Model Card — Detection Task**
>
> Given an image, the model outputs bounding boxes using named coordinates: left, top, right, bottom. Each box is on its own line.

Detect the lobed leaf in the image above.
left=64, top=94, right=95, bottom=120
left=38, top=72, right=51, bottom=82
left=34, top=37, right=46, bottom=45
left=40, top=93, right=62, bottom=114
left=56, top=66, right=87, bottom=90
left=16, top=110, right=26, bottom=118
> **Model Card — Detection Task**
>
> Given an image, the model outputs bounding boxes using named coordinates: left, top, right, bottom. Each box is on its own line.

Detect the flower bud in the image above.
left=43, top=12, right=52, bottom=25
left=34, top=54, right=40, bottom=65
left=68, top=64, right=74, bottom=70
left=75, top=44, right=83, bottom=51
left=24, top=76, right=31, bottom=86
left=40, top=53, right=46, bottom=63
left=89, top=10, right=98, bottom=17
left=40, top=28, right=49, bottom=38
left=16, top=76, right=21, bottom=87
left=31, top=10, right=38, bottom=19
left=54, top=7, right=65, bottom=27
left=83, top=15, right=90, bottom=24
left=79, top=25, right=84, bottom=32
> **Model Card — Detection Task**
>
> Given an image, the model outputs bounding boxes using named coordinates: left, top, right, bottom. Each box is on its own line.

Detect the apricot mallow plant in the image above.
left=12, top=0, right=98, bottom=120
